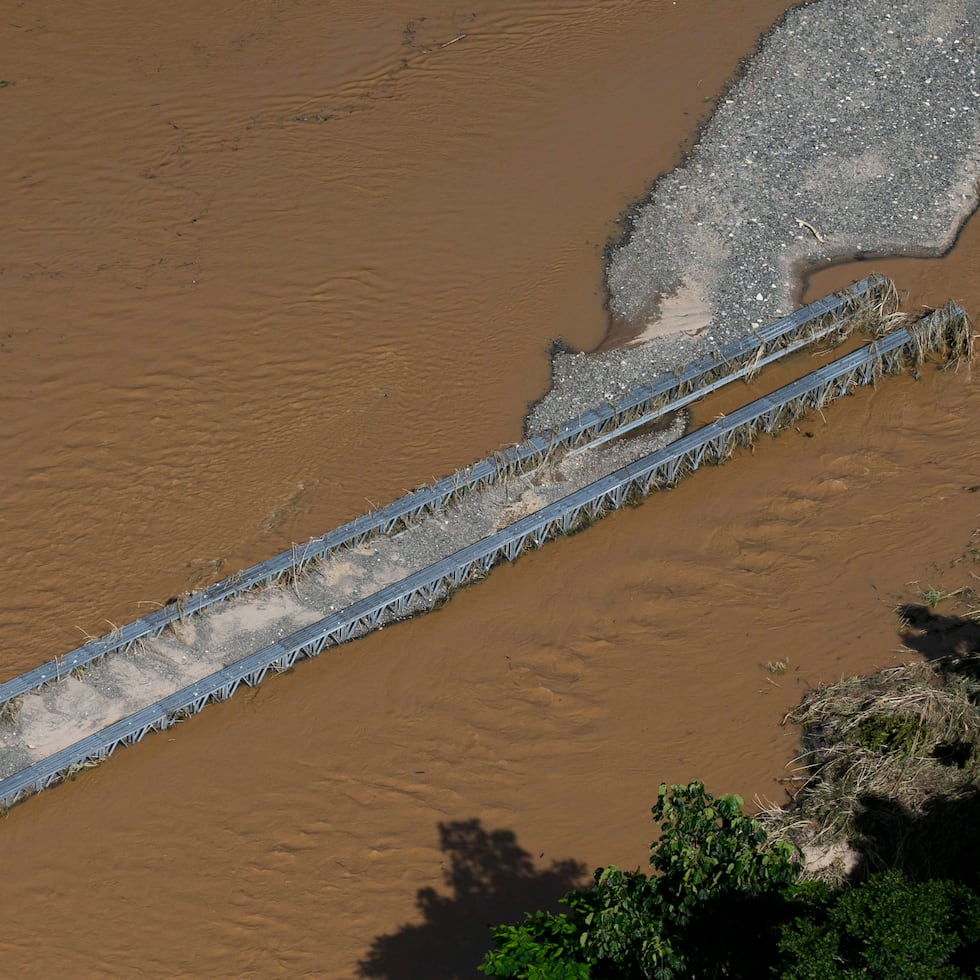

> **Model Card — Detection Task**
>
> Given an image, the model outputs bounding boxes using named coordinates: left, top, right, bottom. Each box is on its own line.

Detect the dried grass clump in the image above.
left=845, top=274, right=901, bottom=338
left=763, top=655, right=980, bottom=885
left=908, top=301, right=975, bottom=366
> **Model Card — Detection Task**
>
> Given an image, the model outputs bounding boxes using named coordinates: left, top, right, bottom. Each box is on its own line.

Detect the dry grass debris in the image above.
left=763, top=639, right=980, bottom=886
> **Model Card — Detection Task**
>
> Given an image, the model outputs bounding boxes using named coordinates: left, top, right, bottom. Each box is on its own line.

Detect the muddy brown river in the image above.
left=1, top=2, right=977, bottom=976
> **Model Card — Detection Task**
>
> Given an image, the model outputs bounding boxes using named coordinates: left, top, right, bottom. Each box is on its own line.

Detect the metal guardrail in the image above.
left=0, top=276, right=890, bottom=708
left=0, top=301, right=961, bottom=811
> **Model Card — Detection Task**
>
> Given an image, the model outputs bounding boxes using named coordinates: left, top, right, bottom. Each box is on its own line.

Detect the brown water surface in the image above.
left=1, top=2, right=978, bottom=977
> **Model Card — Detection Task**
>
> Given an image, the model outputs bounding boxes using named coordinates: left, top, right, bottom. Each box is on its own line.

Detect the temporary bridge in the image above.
left=0, top=275, right=970, bottom=810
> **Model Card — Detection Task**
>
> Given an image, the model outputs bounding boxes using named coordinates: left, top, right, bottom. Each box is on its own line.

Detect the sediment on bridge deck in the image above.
left=0, top=274, right=897, bottom=709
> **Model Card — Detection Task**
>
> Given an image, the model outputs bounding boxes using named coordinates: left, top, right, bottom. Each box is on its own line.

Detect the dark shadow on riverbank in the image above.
left=850, top=789, right=980, bottom=889
left=897, top=602, right=980, bottom=662
left=357, top=819, right=587, bottom=979
left=837, top=605, right=980, bottom=886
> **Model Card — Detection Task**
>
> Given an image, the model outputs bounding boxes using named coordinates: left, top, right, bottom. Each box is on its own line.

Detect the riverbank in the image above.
left=765, top=580, right=980, bottom=888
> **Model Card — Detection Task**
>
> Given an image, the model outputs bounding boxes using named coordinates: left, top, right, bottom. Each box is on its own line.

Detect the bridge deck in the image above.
left=0, top=275, right=890, bottom=710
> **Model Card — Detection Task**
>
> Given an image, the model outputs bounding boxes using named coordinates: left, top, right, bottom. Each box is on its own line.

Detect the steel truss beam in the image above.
left=0, top=277, right=890, bottom=709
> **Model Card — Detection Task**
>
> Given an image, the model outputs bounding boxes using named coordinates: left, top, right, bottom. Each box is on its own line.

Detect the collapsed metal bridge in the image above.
left=0, top=278, right=969, bottom=810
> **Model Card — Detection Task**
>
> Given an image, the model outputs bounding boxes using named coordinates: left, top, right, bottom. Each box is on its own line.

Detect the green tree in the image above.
left=480, top=909, right=591, bottom=979
left=480, top=782, right=980, bottom=978
left=481, top=781, right=799, bottom=979
left=778, top=869, right=980, bottom=978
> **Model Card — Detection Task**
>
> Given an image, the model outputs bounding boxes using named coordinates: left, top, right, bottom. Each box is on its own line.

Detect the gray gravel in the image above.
left=529, top=0, right=980, bottom=433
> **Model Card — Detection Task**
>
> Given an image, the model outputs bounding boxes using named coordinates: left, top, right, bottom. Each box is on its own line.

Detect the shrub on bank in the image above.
left=480, top=781, right=980, bottom=978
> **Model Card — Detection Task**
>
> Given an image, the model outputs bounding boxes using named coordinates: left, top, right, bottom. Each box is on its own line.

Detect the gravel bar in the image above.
left=529, top=0, right=980, bottom=433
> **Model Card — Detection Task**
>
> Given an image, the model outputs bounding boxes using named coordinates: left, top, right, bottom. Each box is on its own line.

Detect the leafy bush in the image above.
left=481, top=909, right=590, bottom=980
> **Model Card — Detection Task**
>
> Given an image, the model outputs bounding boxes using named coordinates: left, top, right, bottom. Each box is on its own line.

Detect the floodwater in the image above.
left=0, top=1, right=977, bottom=976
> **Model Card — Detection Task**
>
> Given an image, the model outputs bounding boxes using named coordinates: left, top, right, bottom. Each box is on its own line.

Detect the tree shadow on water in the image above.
left=357, top=819, right=588, bottom=979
